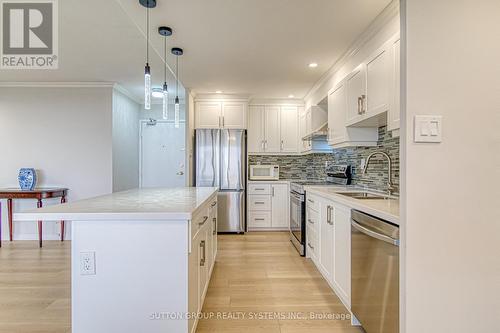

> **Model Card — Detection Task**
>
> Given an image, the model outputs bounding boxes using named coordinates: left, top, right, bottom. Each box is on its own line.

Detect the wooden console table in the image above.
left=0, top=188, right=68, bottom=247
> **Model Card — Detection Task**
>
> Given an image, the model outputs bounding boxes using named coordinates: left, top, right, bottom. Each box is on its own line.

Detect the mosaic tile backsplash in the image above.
left=248, top=126, right=399, bottom=193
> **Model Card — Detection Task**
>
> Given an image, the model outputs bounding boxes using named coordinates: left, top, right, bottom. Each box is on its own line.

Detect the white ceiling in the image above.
left=0, top=0, right=393, bottom=101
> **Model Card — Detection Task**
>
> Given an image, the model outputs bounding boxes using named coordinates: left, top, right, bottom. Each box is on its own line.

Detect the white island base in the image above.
left=15, top=187, right=219, bottom=333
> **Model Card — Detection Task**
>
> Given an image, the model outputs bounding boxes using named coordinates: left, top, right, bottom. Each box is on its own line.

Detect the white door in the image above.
left=222, top=102, right=247, bottom=129
left=279, top=106, right=298, bottom=153
left=140, top=121, right=186, bottom=188
left=195, top=102, right=222, bottom=129
left=271, top=184, right=289, bottom=228
left=319, top=200, right=334, bottom=282
left=366, top=46, right=390, bottom=117
left=346, top=65, right=367, bottom=124
left=333, top=203, right=351, bottom=305
left=248, top=106, right=265, bottom=153
left=264, top=106, right=281, bottom=152
left=328, top=82, right=347, bottom=145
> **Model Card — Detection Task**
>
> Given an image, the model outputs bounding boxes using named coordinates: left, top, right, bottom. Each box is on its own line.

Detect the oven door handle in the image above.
left=290, top=192, right=304, bottom=202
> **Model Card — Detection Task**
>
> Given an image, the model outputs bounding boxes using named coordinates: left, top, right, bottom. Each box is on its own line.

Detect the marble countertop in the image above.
left=14, top=187, right=218, bottom=222
left=305, top=186, right=400, bottom=225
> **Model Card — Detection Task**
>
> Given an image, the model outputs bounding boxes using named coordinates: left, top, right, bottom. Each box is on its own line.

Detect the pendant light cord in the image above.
left=146, top=7, right=149, bottom=63
left=164, top=36, right=166, bottom=83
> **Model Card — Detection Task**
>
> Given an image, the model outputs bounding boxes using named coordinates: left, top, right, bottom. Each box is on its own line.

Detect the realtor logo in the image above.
left=1, top=0, right=58, bottom=69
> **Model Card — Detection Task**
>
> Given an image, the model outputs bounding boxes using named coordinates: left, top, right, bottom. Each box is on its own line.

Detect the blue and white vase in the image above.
left=18, top=168, right=37, bottom=191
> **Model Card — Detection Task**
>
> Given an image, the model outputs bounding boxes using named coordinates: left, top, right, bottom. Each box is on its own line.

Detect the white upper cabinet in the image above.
left=248, top=105, right=265, bottom=153
left=366, top=46, right=390, bottom=118
left=388, top=35, right=401, bottom=134
left=247, top=104, right=300, bottom=154
left=195, top=102, right=222, bottom=129
left=279, top=106, right=299, bottom=153
left=222, top=102, right=247, bottom=129
left=195, top=100, right=247, bottom=129
left=265, top=106, right=281, bottom=152
left=346, top=65, right=367, bottom=125
left=328, top=80, right=378, bottom=148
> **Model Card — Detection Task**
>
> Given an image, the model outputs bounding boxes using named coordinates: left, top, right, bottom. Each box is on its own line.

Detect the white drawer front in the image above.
left=306, top=228, right=318, bottom=257
left=306, top=208, right=319, bottom=232
left=306, top=195, right=320, bottom=212
left=248, top=211, right=272, bottom=228
left=248, top=195, right=271, bottom=211
left=248, top=183, right=272, bottom=195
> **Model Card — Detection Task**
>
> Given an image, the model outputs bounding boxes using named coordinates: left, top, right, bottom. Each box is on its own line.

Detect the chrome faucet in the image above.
left=362, top=151, right=397, bottom=195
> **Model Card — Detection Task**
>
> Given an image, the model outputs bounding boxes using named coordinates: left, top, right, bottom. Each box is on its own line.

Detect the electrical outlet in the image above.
left=80, top=252, right=96, bottom=275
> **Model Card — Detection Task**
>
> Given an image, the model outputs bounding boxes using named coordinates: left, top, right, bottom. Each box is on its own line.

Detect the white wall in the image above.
left=403, top=1, right=500, bottom=332
left=305, top=7, right=400, bottom=108
left=0, top=87, right=113, bottom=241
left=112, top=89, right=140, bottom=192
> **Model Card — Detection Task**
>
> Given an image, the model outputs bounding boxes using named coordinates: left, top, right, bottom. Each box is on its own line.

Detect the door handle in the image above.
left=357, top=97, right=362, bottom=115
left=308, top=219, right=315, bottom=224
left=361, top=94, right=367, bottom=114
left=213, top=218, right=217, bottom=235
left=198, top=216, right=209, bottom=226
left=351, top=220, right=399, bottom=246
left=177, top=171, right=184, bottom=175
left=222, top=116, right=225, bottom=127
left=307, top=242, right=314, bottom=250
left=280, top=140, right=284, bottom=151
left=327, top=206, right=333, bottom=225
left=211, top=201, right=217, bottom=207
left=200, top=240, right=206, bottom=266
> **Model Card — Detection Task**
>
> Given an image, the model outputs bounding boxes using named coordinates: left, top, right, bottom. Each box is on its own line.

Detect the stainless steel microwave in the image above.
left=249, top=165, right=280, bottom=180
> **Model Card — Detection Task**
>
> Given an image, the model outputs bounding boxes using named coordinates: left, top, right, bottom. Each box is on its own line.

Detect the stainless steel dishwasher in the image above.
left=351, top=210, right=399, bottom=333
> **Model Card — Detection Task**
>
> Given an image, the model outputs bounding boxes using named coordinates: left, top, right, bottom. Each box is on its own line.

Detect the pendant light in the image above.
left=171, top=47, right=183, bottom=128
left=139, top=0, right=156, bottom=110
left=158, top=26, right=172, bottom=120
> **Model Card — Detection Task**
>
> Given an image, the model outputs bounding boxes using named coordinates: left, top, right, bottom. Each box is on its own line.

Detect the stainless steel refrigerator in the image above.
left=195, top=129, right=246, bottom=233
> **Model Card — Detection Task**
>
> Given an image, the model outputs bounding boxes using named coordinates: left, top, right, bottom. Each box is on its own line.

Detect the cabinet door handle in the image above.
left=255, top=188, right=265, bottom=191
left=211, top=201, right=217, bottom=207
left=261, top=140, right=265, bottom=150
left=327, top=206, right=334, bottom=225
left=255, top=202, right=265, bottom=204
left=198, top=216, right=209, bottom=226
left=280, top=140, right=284, bottom=151
left=307, top=242, right=314, bottom=250
left=200, top=240, right=206, bottom=266
left=361, top=94, right=367, bottom=114
left=222, top=116, right=225, bottom=127
left=307, top=199, right=314, bottom=204
left=255, top=218, right=265, bottom=221
left=308, top=218, right=315, bottom=224
left=272, top=187, right=275, bottom=197
left=357, top=97, right=363, bottom=115
left=213, top=218, right=217, bottom=235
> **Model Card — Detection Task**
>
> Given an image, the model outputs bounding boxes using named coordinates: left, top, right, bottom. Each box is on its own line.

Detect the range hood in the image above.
left=302, top=122, right=328, bottom=141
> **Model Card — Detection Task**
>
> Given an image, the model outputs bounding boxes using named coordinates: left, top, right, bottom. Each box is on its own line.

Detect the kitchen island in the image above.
left=15, top=187, right=219, bottom=333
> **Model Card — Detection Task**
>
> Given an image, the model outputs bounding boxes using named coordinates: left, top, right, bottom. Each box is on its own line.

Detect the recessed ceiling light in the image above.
left=308, top=63, right=318, bottom=68
left=215, top=90, right=222, bottom=94
left=288, top=94, right=295, bottom=98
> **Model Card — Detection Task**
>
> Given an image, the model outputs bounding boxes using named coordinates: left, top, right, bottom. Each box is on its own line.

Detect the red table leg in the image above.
left=7, top=198, right=13, bottom=241
left=37, top=199, right=43, bottom=248
left=60, top=196, right=66, bottom=241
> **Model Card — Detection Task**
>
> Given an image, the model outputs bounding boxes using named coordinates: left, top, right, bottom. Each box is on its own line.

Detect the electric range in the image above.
left=289, top=164, right=352, bottom=256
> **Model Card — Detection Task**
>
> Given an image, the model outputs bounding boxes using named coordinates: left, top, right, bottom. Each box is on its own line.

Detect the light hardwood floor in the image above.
left=198, top=232, right=362, bottom=333
left=0, top=232, right=361, bottom=333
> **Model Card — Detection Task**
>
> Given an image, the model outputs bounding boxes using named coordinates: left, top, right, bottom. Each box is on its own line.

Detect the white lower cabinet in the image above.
left=247, top=182, right=289, bottom=230
left=306, top=193, right=352, bottom=309
left=188, top=197, right=217, bottom=333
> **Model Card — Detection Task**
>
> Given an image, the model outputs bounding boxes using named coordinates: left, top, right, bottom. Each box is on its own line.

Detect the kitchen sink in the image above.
left=336, top=192, right=393, bottom=200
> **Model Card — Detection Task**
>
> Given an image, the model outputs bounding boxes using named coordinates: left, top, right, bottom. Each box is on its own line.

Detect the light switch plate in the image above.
left=414, top=115, right=442, bottom=143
